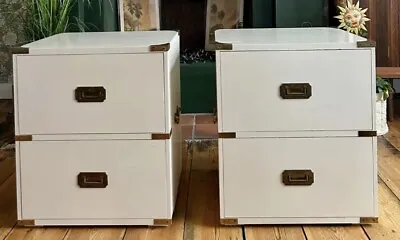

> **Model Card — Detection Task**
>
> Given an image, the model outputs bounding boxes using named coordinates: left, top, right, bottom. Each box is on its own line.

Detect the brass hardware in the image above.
left=357, top=40, right=376, bottom=48
left=150, top=43, right=170, bottom=52
left=214, top=42, right=233, bottom=50
left=218, top=132, right=236, bottom=139
left=11, top=47, right=29, bottom=54
left=358, top=131, right=377, bottom=137
left=213, top=108, right=218, bottom=123
left=220, top=218, right=238, bottom=225
left=15, top=135, right=32, bottom=141
left=360, top=217, right=378, bottom=224
left=282, top=170, right=314, bottom=186
left=17, top=219, right=35, bottom=226
left=78, top=172, right=108, bottom=188
left=151, top=129, right=172, bottom=140
left=153, top=219, right=172, bottom=226
left=280, top=83, right=312, bottom=99
left=174, top=106, right=181, bottom=124
left=75, top=86, right=106, bottom=102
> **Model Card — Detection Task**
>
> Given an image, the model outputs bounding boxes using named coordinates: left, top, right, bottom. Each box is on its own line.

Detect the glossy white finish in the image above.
left=219, top=137, right=376, bottom=219
left=15, top=53, right=166, bottom=135
left=216, top=28, right=377, bottom=225
left=22, top=31, right=177, bottom=55
left=215, top=27, right=366, bottom=51
left=218, top=49, right=374, bottom=132
left=19, top=140, right=169, bottom=219
left=13, top=31, right=182, bottom=226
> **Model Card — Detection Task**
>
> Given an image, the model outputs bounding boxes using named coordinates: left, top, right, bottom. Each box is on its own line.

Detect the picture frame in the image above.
left=205, top=0, right=244, bottom=50
left=118, top=0, right=161, bottom=31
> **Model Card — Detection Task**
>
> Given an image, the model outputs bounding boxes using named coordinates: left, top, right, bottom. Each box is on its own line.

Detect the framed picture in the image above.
left=205, top=0, right=244, bottom=50
left=119, top=0, right=161, bottom=31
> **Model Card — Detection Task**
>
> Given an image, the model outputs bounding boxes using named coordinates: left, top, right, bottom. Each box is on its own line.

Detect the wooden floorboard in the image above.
left=1, top=95, right=400, bottom=240
left=245, top=226, right=306, bottom=240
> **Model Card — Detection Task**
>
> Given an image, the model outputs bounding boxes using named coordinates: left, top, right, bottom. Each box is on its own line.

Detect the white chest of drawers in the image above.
left=215, top=28, right=378, bottom=225
left=12, top=31, right=182, bottom=226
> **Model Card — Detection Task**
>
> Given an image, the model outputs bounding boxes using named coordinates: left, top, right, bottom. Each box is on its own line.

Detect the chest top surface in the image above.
left=215, top=27, right=371, bottom=51
left=20, top=31, right=178, bottom=55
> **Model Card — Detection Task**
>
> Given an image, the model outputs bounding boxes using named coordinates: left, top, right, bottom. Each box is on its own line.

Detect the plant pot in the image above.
left=376, top=92, right=389, bottom=135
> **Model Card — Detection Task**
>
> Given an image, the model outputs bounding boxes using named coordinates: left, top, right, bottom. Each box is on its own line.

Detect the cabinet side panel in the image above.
left=218, top=139, right=225, bottom=217
left=216, top=51, right=223, bottom=132
left=371, top=49, right=377, bottom=131
left=15, top=142, right=22, bottom=220
left=167, top=124, right=182, bottom=217
left=165, top=34, right=181, bottom=132
left=12, top=55, right=20, bottom=135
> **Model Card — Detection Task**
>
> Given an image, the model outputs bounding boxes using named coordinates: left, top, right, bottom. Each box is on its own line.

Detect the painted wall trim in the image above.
left=0, top=83, right=13, bottom=99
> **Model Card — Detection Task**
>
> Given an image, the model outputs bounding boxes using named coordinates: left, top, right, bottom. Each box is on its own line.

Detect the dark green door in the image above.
left=275, top=0, right=329, bottom=27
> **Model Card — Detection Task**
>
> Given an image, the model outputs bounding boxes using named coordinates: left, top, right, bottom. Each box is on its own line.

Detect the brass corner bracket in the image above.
left=17, top=219, right=35, bottom=226
left=357, top=40, right=376, bottom=48
left=358, top=131, right=377, bottom=137
left=220, top=218, right=238, bottom=225
left=11, top=47, right=29, bottom=55
left=15, top=135, right=32, bottom=141
left=151, top=129, right=172, bottom=140
left=150, top=43, right=170, bottom=52
left=213, top=108, right=218, bottom=123
left=360, top=217, right=378, bottom=224
left=214, top=42, right=233, bottom=51
left=153, top=219, right=172, bottom=226
left=218, top=132, right=236, bottom=139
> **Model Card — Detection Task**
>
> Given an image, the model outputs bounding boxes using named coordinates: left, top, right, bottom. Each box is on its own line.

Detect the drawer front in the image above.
left=220, top=137, right=376, bottom=218
left=15, top=53, right=167, bottom=134
left=218, top=50, right=373, bottom=132
left=19, top=140, right=169, bottom=219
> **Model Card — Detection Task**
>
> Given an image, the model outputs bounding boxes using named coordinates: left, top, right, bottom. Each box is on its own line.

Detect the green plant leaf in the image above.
left=22, top=0, right=114, bottom=42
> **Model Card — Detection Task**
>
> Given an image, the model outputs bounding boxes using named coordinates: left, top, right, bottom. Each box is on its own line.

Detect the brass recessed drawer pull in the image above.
left=75, top=86, right=106, bottom=102
left=282, top=170, right=314, bottom=186
left=280, top=83, right=312, bottom=99
left=78, top=172, right=108, bottom=188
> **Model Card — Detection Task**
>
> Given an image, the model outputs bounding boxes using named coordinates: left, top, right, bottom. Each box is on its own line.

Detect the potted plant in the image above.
left=22, top=0, right=113, bottom=42
left=376, top=77, right=394, bottom=135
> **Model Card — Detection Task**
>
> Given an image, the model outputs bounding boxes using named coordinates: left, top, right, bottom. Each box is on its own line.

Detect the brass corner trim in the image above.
left=213, top=108, right=218, bottom=123
left=357, top=40, right=376, bottom=48
left=358, top=131, right=377, bottom=137
left=15, top=135, right=32, bottom=141
left=218, top=132, right=236, bottom=139
left=153, top=219, right=172, bottom=226
left=220, top=218, right=238, bottom=225
left=214, top=42, right=233, bottom=51
left=150, top=43, right=170, bottom=52
left=17, top=219, right=35, bottom=226
left=360, top=217, right=378, bottom=224
left=11, top=47, right=29, bottom=54
left=151, top=129, right=172, bottom=140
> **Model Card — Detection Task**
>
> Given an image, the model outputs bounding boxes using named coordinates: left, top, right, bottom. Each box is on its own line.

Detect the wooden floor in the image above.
left=2, top=101, right=400, bottom=239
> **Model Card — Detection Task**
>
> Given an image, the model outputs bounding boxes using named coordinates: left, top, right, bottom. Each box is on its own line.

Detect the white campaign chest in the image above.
left=214, top=28, right=378, bottom=225
left=11, top=31, right=182, bottom=226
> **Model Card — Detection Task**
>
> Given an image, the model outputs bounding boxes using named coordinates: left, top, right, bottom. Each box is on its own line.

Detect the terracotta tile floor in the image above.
left=180, top=114, right=217, bottom=139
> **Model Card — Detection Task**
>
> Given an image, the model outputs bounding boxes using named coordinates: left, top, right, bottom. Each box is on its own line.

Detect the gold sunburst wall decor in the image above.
left=335, top=1, right=369, bottom=35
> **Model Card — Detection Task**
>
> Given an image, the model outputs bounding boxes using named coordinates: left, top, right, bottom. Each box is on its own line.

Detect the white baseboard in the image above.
left=0, top=83, right=12, bottom=99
